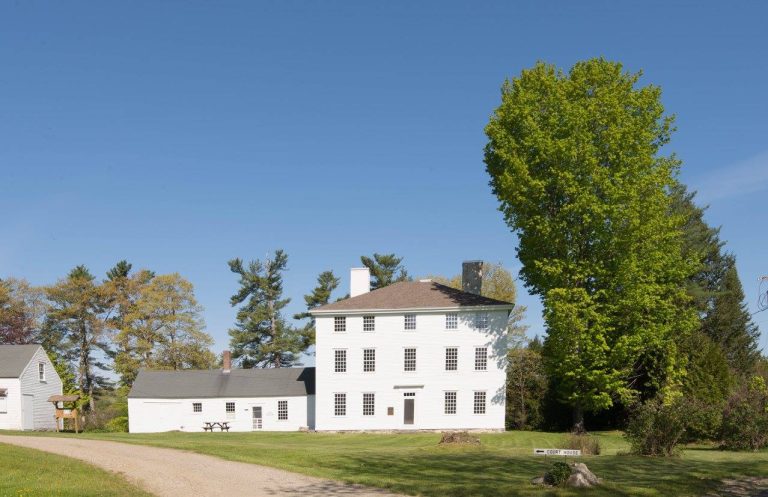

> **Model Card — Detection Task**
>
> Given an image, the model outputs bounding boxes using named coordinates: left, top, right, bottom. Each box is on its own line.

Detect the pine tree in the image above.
left=294, top=271, right=340, bottom=346
left=228, top=250, right=310, bottom=368
left=360, top=253, right=409, bottom=290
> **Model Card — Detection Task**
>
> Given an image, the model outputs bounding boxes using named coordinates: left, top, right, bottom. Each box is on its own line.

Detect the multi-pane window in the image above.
left=404, top=314, right=416, bottom=330
left=445, top=347, right=458, bottom=371
left=363, top=315, right=375, bottom=332
left=444, top=391, right=457, bottom=415
left=363, top=393, right=375, bottom=416
left=334, top=316, right=346, bottom=332
left=334, top=393, right=347, bottom=416
left=404, top=348, right=416, bottom=371
left=226, top=402, right=236, bottom=418
left=278, top=400, right=288, bottom=420
left=192, top=402, right=202, bottom=413
left=474, top=347, right=488, bottom=371
left=363, top=348, right=376, bottom=372
left=38, top=363, right=45, bottom=381
left=445, top=313, right=458, bottom=330
left=474, top=391, right=487, bottom=415
left=334, top=349, right=347, bottom=373
left=475, top=312, right=489, bottom=330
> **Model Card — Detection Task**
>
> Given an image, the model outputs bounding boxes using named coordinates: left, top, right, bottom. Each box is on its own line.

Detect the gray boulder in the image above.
left=571, top=462, right=600, bottom=485
left=566, top=472, right=592, bottom=488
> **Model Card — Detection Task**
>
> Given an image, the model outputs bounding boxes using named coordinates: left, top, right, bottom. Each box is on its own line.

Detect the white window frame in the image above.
left=473, top=391, right=487, bottom=415
left=362, top=393, right=375, bottom=416
left=334, top=393, right=347, bottom=417
left=38, top=362, right=46, bottom=382
left=277, top=400, right=288, bottom=421
left=334, top=349, right=347, bottom=373
left=403, top=347, right=417, bottom=372
left=474, top=347, right=488, bottom=371
left=475, top=312, right=489, bottom=330
left=363, top=315, right=375, bottom=332
left=444, top=391, right=457, bottom=415
left=445, top=312, right=458, bottom=330
left=334, top=316, right=347, bottom=333
left=225, top=401, right=236, bottom=419
left=444, top=347, right=458, bottom=371
left=0, top=389, right=7, bottom=413
left=404, top=314, right=416, bottom=331
left=192, top=402, right=202, bottom=413
left=363, top=348, right=376, bottom=373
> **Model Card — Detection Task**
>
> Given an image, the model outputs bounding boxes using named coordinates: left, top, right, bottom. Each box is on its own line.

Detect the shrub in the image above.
left=543, top=461, right=571, bottom=486
left=105, top=416, right=129, bottom=433
left=720, top=376, right=768, bottom=451
left=625, top=397, right=688, bottom=456
left=562, top=433, right=601, bottom=455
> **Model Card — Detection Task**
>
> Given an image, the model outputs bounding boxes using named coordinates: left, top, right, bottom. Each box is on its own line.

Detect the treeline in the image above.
left=486, top=58, right=766, bottom=452
left=0, top=262, right=215, bottom=412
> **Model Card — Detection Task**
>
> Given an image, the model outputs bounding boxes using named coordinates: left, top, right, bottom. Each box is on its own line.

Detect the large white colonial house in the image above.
left=0, top=344, right=63, bottom=431
left=128, top=261, right=512, bottom=432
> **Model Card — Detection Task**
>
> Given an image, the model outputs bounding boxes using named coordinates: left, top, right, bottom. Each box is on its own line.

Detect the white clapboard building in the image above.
left=311, top=261, right=512, bottom=431
left=0, top=344, right=63, bottom=431
left=127, top=261, right=512, bottom=433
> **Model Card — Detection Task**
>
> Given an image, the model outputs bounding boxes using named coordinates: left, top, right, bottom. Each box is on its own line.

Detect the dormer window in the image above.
left=404, top=314, right=416, bottom=331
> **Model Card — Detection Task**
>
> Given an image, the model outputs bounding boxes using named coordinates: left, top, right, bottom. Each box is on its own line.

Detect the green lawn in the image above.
left=4, top=430, right=768, bottom=497
left=0, top=442, right=153, bottom=497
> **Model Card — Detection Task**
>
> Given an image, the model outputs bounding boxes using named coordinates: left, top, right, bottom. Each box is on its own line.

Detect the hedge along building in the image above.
left=127, top=261, right=512, bottom=433
left=127, top=352, right=315, bottom=433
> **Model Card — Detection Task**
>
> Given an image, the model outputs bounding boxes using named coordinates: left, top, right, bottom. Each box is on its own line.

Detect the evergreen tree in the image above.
left=294, top=270, right=340, bottom=346
left=228, top=250, right=310, bottom=368
left=45, top=265, right=114, bottom=411
left=360, top=253, right=409, bottom=290
left=703, top=264, right=761, bottom=373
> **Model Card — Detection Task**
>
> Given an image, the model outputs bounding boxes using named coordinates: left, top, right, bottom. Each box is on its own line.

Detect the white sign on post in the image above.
left=534, top=448, right=581, bottom=456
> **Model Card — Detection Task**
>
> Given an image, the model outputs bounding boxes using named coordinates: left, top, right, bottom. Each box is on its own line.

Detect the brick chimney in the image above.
left=462, top=261, right=483, bottom=295
left=222, top=350, right=232, bottom=374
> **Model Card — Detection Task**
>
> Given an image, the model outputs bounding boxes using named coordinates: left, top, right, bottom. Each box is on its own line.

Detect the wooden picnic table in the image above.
left=202, top=421, right=230, bottom=432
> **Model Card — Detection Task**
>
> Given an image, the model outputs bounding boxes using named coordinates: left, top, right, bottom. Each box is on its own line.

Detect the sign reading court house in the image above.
left=534, top=448, right=581, bottom=456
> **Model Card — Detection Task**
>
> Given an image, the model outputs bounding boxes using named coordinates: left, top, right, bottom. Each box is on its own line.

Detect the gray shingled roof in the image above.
left=128, top=367, right=315, bottom=399
left=0, top=344, right=41, bottom=378
left=311, top=280, right=513, bottom=313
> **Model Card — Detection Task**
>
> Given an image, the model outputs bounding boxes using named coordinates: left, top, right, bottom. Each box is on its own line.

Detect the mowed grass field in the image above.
left=5, top=430, right=768, bottom=497
left=0, top=442, right=153, bottom=497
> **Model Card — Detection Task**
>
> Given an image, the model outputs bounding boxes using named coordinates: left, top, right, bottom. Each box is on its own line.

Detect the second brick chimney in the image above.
left=222, top=350, right=232, bottom=374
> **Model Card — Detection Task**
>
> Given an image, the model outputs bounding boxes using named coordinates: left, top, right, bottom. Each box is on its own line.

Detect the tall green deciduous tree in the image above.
left=229, top=250, right=311, bottom=368
left=113, top=272, right=215, bottom=386
left=293, top=270, right=340, bottom=346
left=484, top=59, right=697, bottom=431
left=45, top=266, right=114, bottom=411
left=360, top=253, right=409, bottom=290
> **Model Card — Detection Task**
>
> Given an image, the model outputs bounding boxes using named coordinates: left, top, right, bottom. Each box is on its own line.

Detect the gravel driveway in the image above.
left=0, top=435, right=404, bottom=497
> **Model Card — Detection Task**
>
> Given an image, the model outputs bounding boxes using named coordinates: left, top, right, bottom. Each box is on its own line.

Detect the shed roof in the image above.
left=311, top=280, right=513, bottom=313
left=128, top=367, right=315, bottom=399
left=0, top=344, right=42, bottom=378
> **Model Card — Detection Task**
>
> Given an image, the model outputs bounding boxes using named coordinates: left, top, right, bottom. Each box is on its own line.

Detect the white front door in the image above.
left=22, top=394, right=34, bottom=430
left=252, top=406, right=263, bottom=430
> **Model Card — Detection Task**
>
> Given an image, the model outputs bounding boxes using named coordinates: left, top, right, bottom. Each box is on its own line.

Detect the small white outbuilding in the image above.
left=127, top=359, right=315, bottom=433
left=0, top=344, right=63, bottom=431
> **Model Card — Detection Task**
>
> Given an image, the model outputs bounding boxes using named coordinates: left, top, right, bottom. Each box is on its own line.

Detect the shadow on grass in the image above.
left=321, top=449, right=768, bottom=497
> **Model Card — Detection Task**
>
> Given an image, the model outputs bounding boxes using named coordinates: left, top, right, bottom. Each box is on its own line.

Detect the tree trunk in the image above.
left=572, top=404, right=585, bottom=434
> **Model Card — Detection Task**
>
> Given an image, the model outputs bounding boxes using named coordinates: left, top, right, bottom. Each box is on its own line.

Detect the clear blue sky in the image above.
left=1, top=1, right=766, bottom=356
